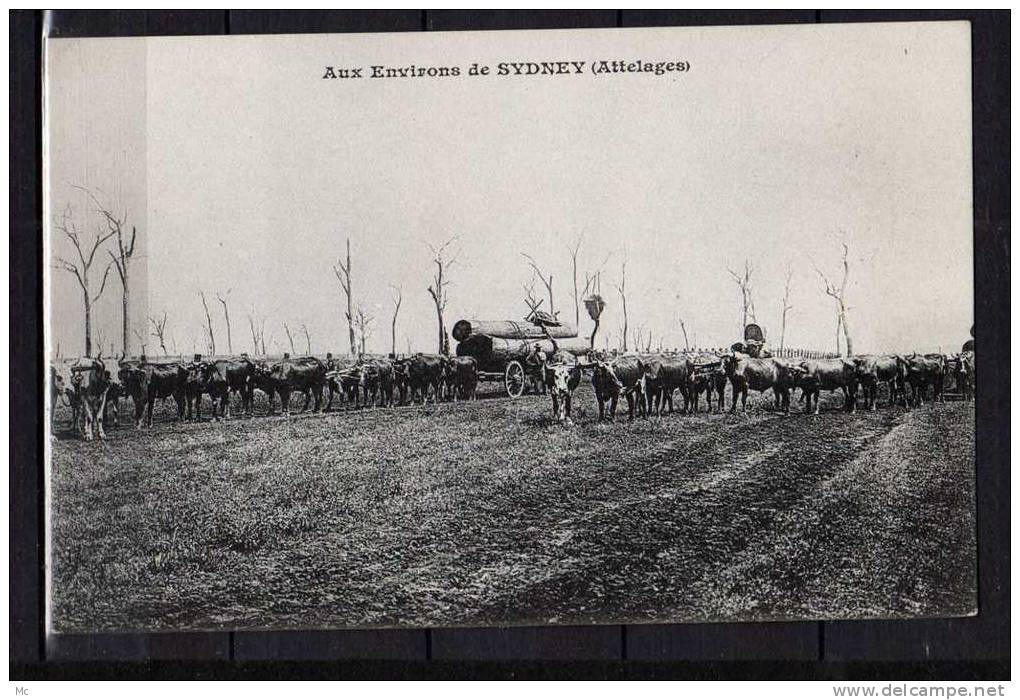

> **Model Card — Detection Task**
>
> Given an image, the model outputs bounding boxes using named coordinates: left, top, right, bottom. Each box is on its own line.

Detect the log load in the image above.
left=451, top=319, right=578, bottom=342
left=456, top=334, right=591, bottom=372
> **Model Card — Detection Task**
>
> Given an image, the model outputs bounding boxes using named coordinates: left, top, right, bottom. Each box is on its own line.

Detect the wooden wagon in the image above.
left=453, top=325, right=591, bottom=398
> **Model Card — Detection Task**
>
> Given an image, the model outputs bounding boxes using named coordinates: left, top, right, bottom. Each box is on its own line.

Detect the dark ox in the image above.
left=408, top=354, right=446, bottom=404
left=590, top=354, right=646, bottom=421
left=852, top=354, right=901, bottom=410
left=359, top=358, right=396, bottom=407
left=543, top=350, right=582, bottom=425
left=898, top=354, right=946, bottom=407
left=213, top=357, right=257, bottom=417
left=254, top=356, right=327, bottom=416
left=797, top=358, right=858, bottom=414
left=391, top=359, right=411, bottom=405
left=639, top=354, right=693, bottom=416
left=184, top=361, right=229, bottom=421
left=688, top=352, right=727, bottom=413
left=444, top=356, right=478, bottom=401
left=69, top=357, right=111, bottom=440
left=119, top=361, right=188, bottom=428
left=722, top=353, right=798, bottom=413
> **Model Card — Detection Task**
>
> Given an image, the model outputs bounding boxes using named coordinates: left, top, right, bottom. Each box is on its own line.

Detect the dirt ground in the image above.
left=48, top=384, right=977, bottom=632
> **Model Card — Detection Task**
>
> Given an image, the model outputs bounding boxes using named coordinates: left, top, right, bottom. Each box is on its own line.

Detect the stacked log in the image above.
left=451, top=319, right=578, bottom=342
left=456, top=334, right=590, bottom=372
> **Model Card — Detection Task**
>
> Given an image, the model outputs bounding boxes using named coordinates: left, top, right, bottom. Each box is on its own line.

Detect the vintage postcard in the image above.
left=45, top=22, right=975, bottom=633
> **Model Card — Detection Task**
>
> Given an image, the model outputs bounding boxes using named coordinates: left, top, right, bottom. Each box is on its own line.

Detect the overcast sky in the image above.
left=46, top=22, right=973, bottom=359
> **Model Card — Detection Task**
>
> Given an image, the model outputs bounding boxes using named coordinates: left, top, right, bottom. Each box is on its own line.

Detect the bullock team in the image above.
left=581, top=348, right=976, bottom=426
left=50, top=346, right=975, bottom=440
left=50, top=352, right=480, bottom=440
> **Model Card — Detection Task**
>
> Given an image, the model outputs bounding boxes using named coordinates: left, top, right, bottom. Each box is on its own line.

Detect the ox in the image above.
left=898, top=354, right=945, bottom=407
left=408, top=354, right=446, bottom=404
left=444, top=356, right=479, bottom=402
left=69, top=357, right=110, bottom=441
left=590, top=354, right=646, bottom=421
left=640, top=354, right=693, bottom=416
left=796, top=358, right=858, bottom=414
left=688, top=352, right=727, bottom=414
left=852, top=354, right=901, bottom=410
left=256, top=356, right=328, bottom=416
left=359, top=358, right=396, bottom=407
left=119, top=361, right=188, bottom=428
left=543, top=350, right=582, bottom=425
left=722, top=353, right=798, bottom=413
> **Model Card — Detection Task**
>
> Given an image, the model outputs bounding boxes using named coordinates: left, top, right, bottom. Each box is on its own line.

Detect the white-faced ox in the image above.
left=69, top=357, right=111, bottom=440
left=543, top=350, right=582, bottom=425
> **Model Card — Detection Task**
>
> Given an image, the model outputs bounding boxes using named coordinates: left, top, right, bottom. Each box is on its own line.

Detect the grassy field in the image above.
left=49, top=385, right=976, bottom=632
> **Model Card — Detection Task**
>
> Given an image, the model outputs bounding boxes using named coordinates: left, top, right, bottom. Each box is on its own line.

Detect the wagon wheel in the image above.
left=505, top=360, right=526, bottom=398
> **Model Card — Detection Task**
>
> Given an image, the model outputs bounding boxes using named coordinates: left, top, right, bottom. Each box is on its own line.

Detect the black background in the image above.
left=10, top=9, right=1010, bottom=680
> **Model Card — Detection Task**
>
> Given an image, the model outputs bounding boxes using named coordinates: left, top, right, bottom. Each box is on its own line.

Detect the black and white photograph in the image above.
left=43, top=21, right=978, bottom=636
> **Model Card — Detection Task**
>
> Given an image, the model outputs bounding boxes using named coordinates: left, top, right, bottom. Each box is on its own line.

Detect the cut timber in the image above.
left=451, top=319, right=578, bottom=342
left=456, top=335, right=591, bottom=373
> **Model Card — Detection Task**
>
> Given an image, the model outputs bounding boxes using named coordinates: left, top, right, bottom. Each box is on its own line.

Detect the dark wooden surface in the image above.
left=11, top=9, right=1008, bottom=676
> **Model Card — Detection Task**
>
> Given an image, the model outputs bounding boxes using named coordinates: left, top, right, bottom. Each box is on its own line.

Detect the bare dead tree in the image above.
left=779, top=264, right=794, bottom=354
left=354, top=306, right=374, bottom=356
left=678, top=314, right=691, bottom=351
left=612, top=261, right=628, bottom=351
left=199, top=291, right=216, bottom=355
left=727, top=259, right=757, bottom=331
left=333, top=238, right=357, bottom=356
left=149, top=311, right=169, bottom=355
left=427, top=237, right=459, bottom=355
left=53, top=203, right=116, bottom=356
left=569, top=236, right=582, bottom=327
left=522, top=253, right=555, bottom=319
left=813, top=243, right=853, bottom=356
left=523, top=276, right=545, bottom=318
left=283, top=323, right=296, bottom=354
left=389, top=285, right=402, bottom=356
left=259, top=318, right=268, bottom=355
left=301, top=323, right=311, bottom=354
left=76, top=186, right=138, bottom=355
left=215, top=290, right=233, bottom=355
left=248, top=310, right=261, bottom=355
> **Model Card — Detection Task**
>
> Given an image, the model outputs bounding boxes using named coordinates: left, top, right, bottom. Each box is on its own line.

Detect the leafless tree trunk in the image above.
left=53, top=203, right=116, bottom=357
left=613, top=261, right=628, bottom=351
left=569, top=237, right=582, bottom=328
left=727, top=259, right=757, bottom=331
left=814, top=243, right=853, bottom=356
left=216, top=290, right=233, bottom=355
left=779, top=265, right=794, bottom=354
left=75, top=186, right=138, bottom=356
left=149, top=312, right=169, bottom=355
left=522, top=253, right=554, bottom=319
left=427, top=237, right=459, bottom=355
left=301, top=323, right=311, bottom=354
left=355, top=306, right=374, bottom=356
left=248, top=311, right=261, bottom=355
left=199, top=291, right=216, bottom=355
left=333, top=239, right=357, bottom=356
left=389, top=285, right=402, bottom=356
left=283, top=323, right=296, bottom=354
left=678, top=315, right=690, bottom=351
